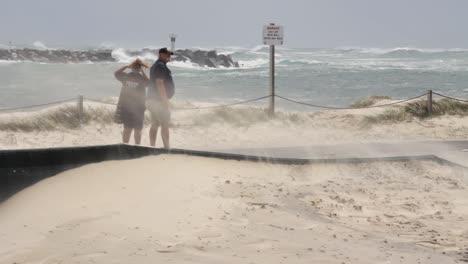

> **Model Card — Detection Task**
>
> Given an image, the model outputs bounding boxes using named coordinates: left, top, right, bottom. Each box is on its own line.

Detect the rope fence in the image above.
left=0, top=99, right=76, bottom=112
left=275, top=93, right=427, bottom=110
left=432, top=91, right=468, bottom=103
left=174, top=95, right=272, bottom=110
left=1, top=90, right=468, bottom=116
left=85, top=98, right=118, bottom=106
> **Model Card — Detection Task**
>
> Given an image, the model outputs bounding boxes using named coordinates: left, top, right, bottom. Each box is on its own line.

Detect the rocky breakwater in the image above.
left=0, top=48, right=239, bottom=68
left=172, top=49, right=239, bottom=68
left=0, top=48, right=113, bottom=63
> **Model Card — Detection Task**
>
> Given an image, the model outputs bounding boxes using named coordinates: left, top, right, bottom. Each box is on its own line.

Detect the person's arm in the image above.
left=156, top=78, right=169, bottom=109
left=114, top=65, right=128, bottom=81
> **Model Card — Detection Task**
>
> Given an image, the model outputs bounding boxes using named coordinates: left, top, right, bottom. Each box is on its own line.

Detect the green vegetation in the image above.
left=362, top=98, right=468, bottom=126
left=350, top=96, right=392, bottom=108
left=0, top=105, right=116, bottom=132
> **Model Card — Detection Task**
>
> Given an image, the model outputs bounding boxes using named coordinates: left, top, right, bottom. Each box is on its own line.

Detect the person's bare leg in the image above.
left=134, top=129, right=142, bottom=145
left=149, top=125, right=159, bottom=147
left=161, top=125, right=170, bottom=149
left=122, top=127, right=132, bottom=144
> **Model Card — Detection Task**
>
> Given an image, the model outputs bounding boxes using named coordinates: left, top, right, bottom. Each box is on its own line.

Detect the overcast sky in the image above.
left=1, top=0, right=467, bottom=49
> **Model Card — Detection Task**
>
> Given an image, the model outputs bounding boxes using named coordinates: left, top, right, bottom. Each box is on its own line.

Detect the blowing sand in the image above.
left=1, top=101, right=468, bottom=150
left=1, top=155, right=467, bottom=263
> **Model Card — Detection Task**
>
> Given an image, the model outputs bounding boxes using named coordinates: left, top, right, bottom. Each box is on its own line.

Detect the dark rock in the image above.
left=216, top=54, right=231, bottom=67
left=207, top=50, right=217, bottom=58
left=0, top=48, right=239, bottom=68
left=205, top=58, right=218, bottom=68
left=172, top=55, right=189, bottom=62
left=179, top=49, right=193, bottom=58
left=191, top=50, right=208, bottom=66
left=0, top=49, right=11, bottom=60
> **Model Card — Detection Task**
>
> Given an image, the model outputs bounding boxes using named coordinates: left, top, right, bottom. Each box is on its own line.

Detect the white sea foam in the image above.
left=0, top=60, right=20, bottom=65
left=169, top=60, right=202, bottom=69
left=250, top=45, right=268, bottom=53
left=32, top=41, right=51, bottom=50
left=277, top=59, right=323, bottom=66
left=110, top=48, right=153, bottom=63
left=338, top=46, right=468, bottom=55
left=237, top=58, right=269, bottom=68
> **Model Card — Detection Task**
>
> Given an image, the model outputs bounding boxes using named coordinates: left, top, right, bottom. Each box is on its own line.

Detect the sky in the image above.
left=1, top=0, right=467, bottom=49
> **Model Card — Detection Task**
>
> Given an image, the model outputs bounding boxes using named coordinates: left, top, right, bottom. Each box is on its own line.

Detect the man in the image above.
left=148, top=48, right=175, bottom=148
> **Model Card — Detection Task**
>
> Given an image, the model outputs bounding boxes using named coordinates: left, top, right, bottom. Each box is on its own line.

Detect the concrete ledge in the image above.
left=0, top=144, right=465, bottom=203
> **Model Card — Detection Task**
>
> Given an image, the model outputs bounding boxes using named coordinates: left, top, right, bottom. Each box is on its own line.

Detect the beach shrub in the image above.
left=0, top=105, right=116, bottom=132
left=362, top=108, right=410, bottom=126
left=190, top=107, right=306, bottom=127
left=362, top=98, right=468, bottom=126
left=405, top=98, right=468, bottom=118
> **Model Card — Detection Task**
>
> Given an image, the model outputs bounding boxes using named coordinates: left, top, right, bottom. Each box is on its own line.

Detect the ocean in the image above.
left=1, top=46, right=468, bottom=111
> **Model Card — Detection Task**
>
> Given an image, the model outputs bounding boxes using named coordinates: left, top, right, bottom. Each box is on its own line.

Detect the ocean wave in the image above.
left=237, top=58, right=269, bottom=69
left=337, top=47, right=468, bottom=56
left=250, top=45, right=268, bottom=53
left=0, top=60, right=21, bottom=65
left=169, top=60, right=203, bottom=69
left=32, top=41, right=53, bottom=50
left=277, top=59, right=323, bottom=66
left=111, top=48, right=147, bottom=63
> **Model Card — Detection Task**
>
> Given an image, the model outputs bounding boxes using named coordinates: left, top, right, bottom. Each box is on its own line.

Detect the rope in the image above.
left=85, top=96, right=270, bottom=110
left=0, top=99, right=76, bottom=112
left=275, top=93, right=427, bottom=110
left=6, top=92, right=467, bottom=114
left=432, top=92, right=468, bottom=103
left=174, top=95, right=271, bottom=110
left=84, top=98, right=118, bottom=106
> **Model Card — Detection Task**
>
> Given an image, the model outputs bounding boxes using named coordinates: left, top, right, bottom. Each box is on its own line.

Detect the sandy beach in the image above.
left=1, top=99, right=468, bottom=263
left=0, top=154, right=467, bottom=263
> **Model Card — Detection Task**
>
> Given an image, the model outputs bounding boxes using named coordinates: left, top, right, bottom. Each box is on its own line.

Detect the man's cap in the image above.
left=159, top=47, right=174, bottom=55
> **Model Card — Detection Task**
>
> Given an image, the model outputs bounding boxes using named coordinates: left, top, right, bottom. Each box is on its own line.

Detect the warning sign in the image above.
left=263, top=24, right=284, bottom=45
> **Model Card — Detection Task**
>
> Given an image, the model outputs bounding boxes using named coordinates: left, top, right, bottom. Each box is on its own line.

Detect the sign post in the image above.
left=263, top=23, right=283, bottom=116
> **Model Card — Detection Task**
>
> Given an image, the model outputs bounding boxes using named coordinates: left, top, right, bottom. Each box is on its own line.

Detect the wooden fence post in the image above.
left=427, top=90, right=432, bottom=116
left=77, top=95, right=84, bottom=123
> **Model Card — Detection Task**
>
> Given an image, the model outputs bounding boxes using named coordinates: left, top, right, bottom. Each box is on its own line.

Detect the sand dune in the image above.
left=1, top=155, right=467, bottom=263
left=1, top=101, right=468, bottom=150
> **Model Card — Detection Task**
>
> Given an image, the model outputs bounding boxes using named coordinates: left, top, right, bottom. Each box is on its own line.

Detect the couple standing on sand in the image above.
left=114, top=48, right=175, bottom=149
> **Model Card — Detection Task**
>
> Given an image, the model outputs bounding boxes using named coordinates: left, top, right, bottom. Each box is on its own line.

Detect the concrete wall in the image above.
left=0, top=144, right=447, bottom=203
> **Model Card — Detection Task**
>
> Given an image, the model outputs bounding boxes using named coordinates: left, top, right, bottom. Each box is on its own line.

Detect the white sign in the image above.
left=263, top=24, right=284, bottom=45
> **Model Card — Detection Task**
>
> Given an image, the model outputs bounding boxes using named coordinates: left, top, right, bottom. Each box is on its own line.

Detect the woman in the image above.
left=114, top=58, right=149, bottom=144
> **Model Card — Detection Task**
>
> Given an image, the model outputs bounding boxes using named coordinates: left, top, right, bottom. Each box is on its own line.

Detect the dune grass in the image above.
left=189, top=106, right=306, bottom=127
left=0, top=105, right=115, bottom=132
left=362, top=98, right=468, bottom=126
left=2, top=97, right=468, bottom=131
left=350, top=96, right=392, bottom=108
